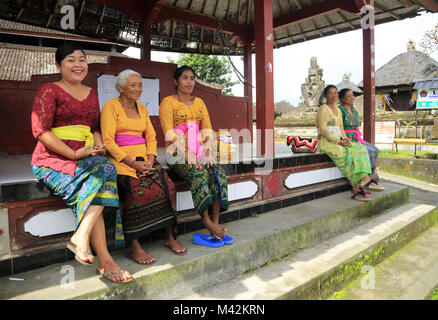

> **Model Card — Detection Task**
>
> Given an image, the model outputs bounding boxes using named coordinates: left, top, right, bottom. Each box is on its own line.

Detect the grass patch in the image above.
left=430, top=288, right=438, bottom=300
left=379, top=149, right=433, bottom=158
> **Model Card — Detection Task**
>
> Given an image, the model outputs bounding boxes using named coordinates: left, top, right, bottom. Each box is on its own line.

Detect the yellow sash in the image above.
left=51, top=125, right=94, bottom=148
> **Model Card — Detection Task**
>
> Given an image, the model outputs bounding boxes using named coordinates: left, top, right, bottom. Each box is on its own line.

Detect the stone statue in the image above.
left=301, top=57, right=325, bottom=113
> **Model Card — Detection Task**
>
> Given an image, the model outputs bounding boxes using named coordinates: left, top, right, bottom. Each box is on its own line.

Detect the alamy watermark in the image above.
left=60, top=5, right=75, bottom=30
left=360, top=265, right=375, bottom=290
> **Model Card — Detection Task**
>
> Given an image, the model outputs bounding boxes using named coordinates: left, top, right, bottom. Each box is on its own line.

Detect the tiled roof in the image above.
left=0, top=44, right=127, bottom=81
left=0, top=18, right=86, bottom=38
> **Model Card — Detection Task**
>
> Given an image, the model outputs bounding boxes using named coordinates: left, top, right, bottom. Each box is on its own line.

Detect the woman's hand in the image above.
left=91, top=143, right=106, bottom=156
left=186, top=151, right=204, bottom=170
left=74, top=145, right=94, bottom=160
left=201, top=149, right=214, bottom=167
left=138, top=155, right=156, bottom=177
left=132, top=160, right=155, bottom=177
left=338, top=138, right=350, bottom=147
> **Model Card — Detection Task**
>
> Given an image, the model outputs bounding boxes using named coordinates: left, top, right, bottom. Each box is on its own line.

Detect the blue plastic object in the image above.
left=210, top=233, right=233, bottom=245
left=192, top=233, right=224, bottom=247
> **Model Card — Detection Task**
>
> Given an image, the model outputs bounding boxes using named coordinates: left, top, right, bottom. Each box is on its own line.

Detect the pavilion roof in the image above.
left=358, top=44, right=438, bottom=90
left=0, top=43, right=127, bottom=81
left=0, top=0, right=436, bottom=55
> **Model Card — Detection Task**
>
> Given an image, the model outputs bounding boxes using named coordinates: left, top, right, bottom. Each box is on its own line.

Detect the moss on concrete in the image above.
left=379, top=157, right=438, bottom=185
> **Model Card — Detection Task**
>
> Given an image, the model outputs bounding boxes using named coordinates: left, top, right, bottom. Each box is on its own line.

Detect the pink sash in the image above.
left=344, top=128, right=366, bottom=145
left=173, top=121, right=203, bottom=159
left=115, top=134, right=146, bottom=146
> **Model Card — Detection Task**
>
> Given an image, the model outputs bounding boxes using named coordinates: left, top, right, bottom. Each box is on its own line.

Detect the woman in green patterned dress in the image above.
left=338, top=88, right=379, bottom=178
left=316, top=85, right=384, bottom=201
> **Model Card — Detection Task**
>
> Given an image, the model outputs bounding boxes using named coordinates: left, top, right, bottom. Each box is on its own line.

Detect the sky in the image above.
left=124, top=11, right=438, bottom=106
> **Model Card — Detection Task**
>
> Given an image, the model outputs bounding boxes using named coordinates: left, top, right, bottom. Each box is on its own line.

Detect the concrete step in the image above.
left=328, top=224, right=438, bottom=300
left=0, top=182, right=408, bottom=300
left=179, top=202, right=437, bottom=300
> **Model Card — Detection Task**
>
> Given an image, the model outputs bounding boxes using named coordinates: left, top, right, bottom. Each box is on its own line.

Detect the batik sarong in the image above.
left=167, top=155, right=228, bottom=216
left=116, top=161, right=178, bottom=240
left=32, top=155, right=119, bottom=231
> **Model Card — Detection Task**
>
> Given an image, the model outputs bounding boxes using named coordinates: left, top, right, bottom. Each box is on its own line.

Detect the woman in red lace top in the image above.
left=31, top=43, right=132, bottom=283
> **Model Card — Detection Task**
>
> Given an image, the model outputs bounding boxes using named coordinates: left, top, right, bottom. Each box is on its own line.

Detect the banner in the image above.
left=417, top=87, right=438, bottom=109
left=97, top=74, right=160, bottom=115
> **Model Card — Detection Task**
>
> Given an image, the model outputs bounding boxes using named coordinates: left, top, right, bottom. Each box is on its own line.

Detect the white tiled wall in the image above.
left=285, top=167, right=344, bottom=189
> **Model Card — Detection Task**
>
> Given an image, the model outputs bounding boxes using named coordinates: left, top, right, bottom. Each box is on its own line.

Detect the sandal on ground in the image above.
left=210, top=233, right=234, bottom=245
left=193, top=233, right=224, bottom=248
left=126, top=252, right=156, bottom=265
left=360, top=179, right=384, bottom=192
left=163, top=241, right=187, bottom=256
left=67, top=242, right=94, bottom=266
left=96, top=268, right=133, bottom=283
left=351, top=190, right=370, bottom=202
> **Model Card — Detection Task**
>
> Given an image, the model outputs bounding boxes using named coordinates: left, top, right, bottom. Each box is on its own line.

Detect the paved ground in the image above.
left=328, top=171, right=438, bottom=300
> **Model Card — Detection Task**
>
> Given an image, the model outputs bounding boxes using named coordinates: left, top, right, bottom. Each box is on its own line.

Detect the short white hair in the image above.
left=116, top=69, right=141, bottom=92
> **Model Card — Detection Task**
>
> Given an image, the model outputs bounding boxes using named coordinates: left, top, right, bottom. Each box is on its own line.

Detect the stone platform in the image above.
left=0, top=181, right=415, bottom=300
left=0, top=143, right=349, bottom=276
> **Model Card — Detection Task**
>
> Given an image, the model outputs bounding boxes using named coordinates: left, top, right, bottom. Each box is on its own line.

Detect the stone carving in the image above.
left=301, top=57, right=325, bottom=113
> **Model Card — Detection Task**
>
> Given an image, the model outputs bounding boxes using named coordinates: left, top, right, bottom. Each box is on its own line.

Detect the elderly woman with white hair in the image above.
left=101, top=69, right=186, bottom=265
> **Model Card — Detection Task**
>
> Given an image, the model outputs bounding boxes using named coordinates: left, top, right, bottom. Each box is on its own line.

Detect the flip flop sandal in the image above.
left=125, top=252, right=156, bottom=265
left=210, top=233, right=234, bottom=245
left=97, top=268, right=133, bottom=283
left=193, top=233, right=224, bottom=248
left=360, top=179, right=384, bottom=192
left=351, top=190, right=369, bottom=202
left=67, top=242, right=94, bottom=266
left=163, top=242, right=188, bottom=256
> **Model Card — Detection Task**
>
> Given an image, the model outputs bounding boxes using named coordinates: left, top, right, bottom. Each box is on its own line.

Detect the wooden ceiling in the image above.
left=0, top=0, right=436, bottom=55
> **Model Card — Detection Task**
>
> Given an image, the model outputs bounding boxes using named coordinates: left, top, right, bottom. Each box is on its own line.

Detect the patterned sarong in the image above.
left=32, top=155, right=119, bottom=231
left=168, top=155, right=228, bottom=216
left=116, top=161, right=178, bottom=240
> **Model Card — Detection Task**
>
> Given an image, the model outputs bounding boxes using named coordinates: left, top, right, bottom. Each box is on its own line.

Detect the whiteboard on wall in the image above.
left=97, top=74, right=160, bottom=116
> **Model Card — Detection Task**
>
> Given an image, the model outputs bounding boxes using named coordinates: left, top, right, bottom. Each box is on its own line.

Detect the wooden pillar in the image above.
left=140, top=23, right=151, bottom=61
left=254, top=0, right=274, bottom=156
left=362, top=5, right=376, bottom=144
left=243, top=41, right=253, bottom=141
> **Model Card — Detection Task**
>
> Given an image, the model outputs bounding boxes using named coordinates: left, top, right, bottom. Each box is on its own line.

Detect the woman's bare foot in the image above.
left=360, top=175, right=379, bottom=188
left=70, top=232, right=94, bottom=264
left=351, top=190, right=369, bottom=201
left=202, top=217, right=227, bottom=240
left=97, top=259, right=132, bottom=282
left=163, top=239, right=187, bottom=255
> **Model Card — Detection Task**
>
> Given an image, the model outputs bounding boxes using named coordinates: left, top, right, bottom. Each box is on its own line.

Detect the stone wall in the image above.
left=379, top=157, right=438, bottom=185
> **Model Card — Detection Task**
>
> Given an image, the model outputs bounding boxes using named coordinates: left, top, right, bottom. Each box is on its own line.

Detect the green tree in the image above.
left=168, top=54, right=238, bottom=95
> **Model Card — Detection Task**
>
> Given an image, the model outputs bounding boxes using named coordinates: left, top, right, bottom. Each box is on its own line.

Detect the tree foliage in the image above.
left=168, top=54, right=238, bottom=95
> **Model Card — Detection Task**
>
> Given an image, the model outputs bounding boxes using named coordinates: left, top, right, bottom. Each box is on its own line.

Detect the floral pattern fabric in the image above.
left=339, top=105, right=379, bottom=169
left=32, top=155, right=119, bottom=231
left=316, top=104, right=372, bottom=186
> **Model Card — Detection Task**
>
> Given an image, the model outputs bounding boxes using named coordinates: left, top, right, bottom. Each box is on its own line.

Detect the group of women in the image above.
left=30, top=42, right=383, bottom=284
left=316, top=85, right=383, bottom=202
left=31, top=43, right=228, bottom=283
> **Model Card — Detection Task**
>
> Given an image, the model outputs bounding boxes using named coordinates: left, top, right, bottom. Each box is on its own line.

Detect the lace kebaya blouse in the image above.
left=31, top=82, right=100, bottom=176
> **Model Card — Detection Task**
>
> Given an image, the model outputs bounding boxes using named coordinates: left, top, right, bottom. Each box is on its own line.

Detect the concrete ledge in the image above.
left=182, top=203, right=437, bottom=300
left=379, top=156, right=438, bottom=185
left=0, top=182, right=408, bottom=300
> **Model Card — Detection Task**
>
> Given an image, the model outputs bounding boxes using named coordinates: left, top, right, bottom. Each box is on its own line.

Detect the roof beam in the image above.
left=398, top=0, right=415, bottom=7
left=416, top=0, right=438, bottom=11
left=88, top=0, right=147, bottom=22
left=153, top=4, right=249, bottom=42
left=273, top=0, right=361, bottom=30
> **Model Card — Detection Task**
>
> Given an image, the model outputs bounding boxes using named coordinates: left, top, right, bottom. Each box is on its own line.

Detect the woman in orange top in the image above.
left=101, top=69, right=186, bottom=265
left=159, top=66, right=230, bottom=244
